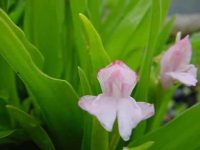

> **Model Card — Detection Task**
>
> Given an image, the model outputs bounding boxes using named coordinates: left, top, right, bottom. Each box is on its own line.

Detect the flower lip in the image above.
left=78, top=60, right=154, bottom=141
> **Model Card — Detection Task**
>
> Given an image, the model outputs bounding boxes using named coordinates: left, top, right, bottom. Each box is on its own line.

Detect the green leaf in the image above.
left=0, top=92, right=8, bottom=100
left=0, top=57, right=19, bottom=106
left=0, top=128, right=29, bottom=145
left=154, top=17, right=174, bottom=55
left=0, top=9, right=44, bottom=69
left=7, top=105, right=55, bottom=150
left=67, top=0, right=91, bottom=90
left=147, top=86, right=175, bottom=131
left=191, top=32, right=200, bottom=47
left=129, top=103, right=200, bottom=150
left=91, top=118, right=109, bottom=150
left=134, top=0, right=162, bottom=101
left=79, top=13, right=111, bottom=74
left=78, top=67, right=92, bottom=95
left=0, top=0, right=7, bottom=11
left=24, top=0, right=65, bottom=77
left=0, top=9, right=82, bottom=149
left=101, top=0, right=137, bottom=39
left=78, top=15, right=110, bottom=148
left=121, top=12, right=151, bottom=60
left=191, top=32, right=200, bottom=77
left=21, top=97, right=32, bottom=113
left=69, top=0, right=88, bottom=71
left=78, top=67, right=109, bottom=150
left=86, top=0, right=101, bottom=30
left=79, top=13, right=111, bottom=94
left=0, top=98, right=11, bottom=130
left=135, top=0, right=171, bottom=100
left=120, top=12, right=151, bottom=71
left=8, top=0, right=25, bottom=25
left=133, top=0, right=169, bottom=139
left=104, top=0, right=151, bottom=59
left=0, top=129, right=28, bottom=145
left=0, top=101, right=28, bottom=145
left=160, top=0, right=171, bottom=24
left=0, top=130, right=15, bottom=139
left=126, top=141, right=154, bottom=150
left=78, top=67, right=92, bottom=150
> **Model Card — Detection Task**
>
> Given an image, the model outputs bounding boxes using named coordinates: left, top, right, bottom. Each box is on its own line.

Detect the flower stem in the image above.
left=109, top=123, right=120, bottom=150
left=91, top=118, right=109, bottom=150
left=109, top=132, right=120, bottom=150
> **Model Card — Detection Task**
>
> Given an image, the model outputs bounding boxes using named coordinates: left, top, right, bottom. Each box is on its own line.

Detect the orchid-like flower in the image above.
left=160, top=35, right=198, bottom=88
left=78, top=61, right=154, bottom=141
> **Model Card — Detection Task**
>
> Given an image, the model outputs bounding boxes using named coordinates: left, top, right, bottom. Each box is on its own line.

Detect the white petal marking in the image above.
left=137, top=102, right=155, bottom=120
left=117, top=97, right=143, bottom=141
left=79, top=94, right=117, bottom=131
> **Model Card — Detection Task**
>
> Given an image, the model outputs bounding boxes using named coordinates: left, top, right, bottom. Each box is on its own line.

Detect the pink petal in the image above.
left=161, top=36, right=191, bottom=72
left=160, top=73, right=173, bottom=89
left=78, top=95, right=96, bottom=112
left=160, top=36, right=193, bottom=88
left=175, top=35, right=192, bottom=64
left=117, top=97, right=143, bottom=141
left=78, top=94, right=117, bottom=131
left=97, top=60, right=138, bottom=97
left=137, top=102, right=155, bottom=120
left=167, top=65, right=198, bottom=86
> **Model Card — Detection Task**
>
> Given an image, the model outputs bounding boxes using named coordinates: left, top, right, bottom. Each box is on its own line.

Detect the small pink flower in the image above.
left=160, top=36, right=198, bottom=88
left=78, top=60, right=154, bottom=141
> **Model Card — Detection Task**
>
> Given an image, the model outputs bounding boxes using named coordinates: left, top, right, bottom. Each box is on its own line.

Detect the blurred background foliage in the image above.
left=0, top=0, right=199, bottom=150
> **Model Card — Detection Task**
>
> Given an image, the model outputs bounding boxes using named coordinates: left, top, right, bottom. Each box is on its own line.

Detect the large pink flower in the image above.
left=160, top=36, right=198, bottom=88
left=78, top=60, right=154, bottom=141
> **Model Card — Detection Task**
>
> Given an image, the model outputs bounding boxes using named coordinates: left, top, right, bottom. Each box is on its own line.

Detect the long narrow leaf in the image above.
left=79, top=14, right=110, bottom=150
left=7, top=105, right=55, bottom=150
left=104, top=0, right=151, bottom=59
left=79, top=14, right=110, bottom=73
left=0, top=10, right=82, bottom=149
left=129, top=103, right=200, bottom=150
left=24, top=0, right=65, bottom=77
left=0, top=58, right=19, bottom=106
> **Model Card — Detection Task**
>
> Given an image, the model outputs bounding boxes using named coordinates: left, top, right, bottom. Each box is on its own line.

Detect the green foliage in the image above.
left=0, top=130, right=15, bottom=139
left=0, top=98, right=11, bottom=130
left=7, top=105, right=55, bottom=150
left=104, top=0, right=151, bottom=59
left=135, top=0, right=170, bottom=101
left=78, top=67, right=92, bottom=150
left=79, top=14, right=111, bottom=73
left=127, top=141, right=154, bottom=150
left=24, top=0, right=65, bottom=78
left=191, top=32, right=200, bottom=77
left=129, top=104, right=200, bottom=150
left=0, top=0, right=199, bottom=150
left=0, top=8, right=82, bottom=149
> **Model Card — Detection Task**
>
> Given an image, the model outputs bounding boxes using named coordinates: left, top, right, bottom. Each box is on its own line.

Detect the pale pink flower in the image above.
left=78, top=60, right=154, bottom=141
left=160, top=36, right=198, bottom=88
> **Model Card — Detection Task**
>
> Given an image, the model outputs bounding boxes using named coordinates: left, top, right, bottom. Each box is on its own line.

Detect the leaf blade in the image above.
left=7, top=105, right=55, bottom=150
left=0, top=9, right=82, bottom=149
left=129, top=103, right=200, bottom=150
